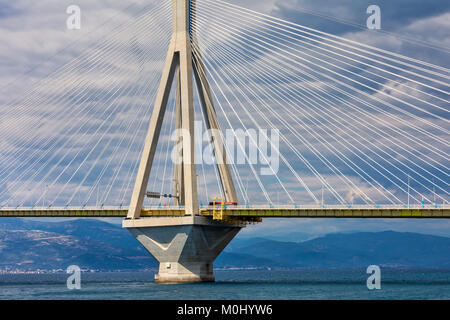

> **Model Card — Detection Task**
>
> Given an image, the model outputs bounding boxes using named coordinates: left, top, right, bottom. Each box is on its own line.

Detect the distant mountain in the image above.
left=0, top=218, right=156, bottom=271
left=0, top=218, right=142, bottom=250
left=0, top=218, right=449, bottom=271
left=220, top=231, right=450, bottom=269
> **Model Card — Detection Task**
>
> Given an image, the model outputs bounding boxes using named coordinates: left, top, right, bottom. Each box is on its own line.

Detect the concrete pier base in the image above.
left=123, top=216, right=241, bottom=283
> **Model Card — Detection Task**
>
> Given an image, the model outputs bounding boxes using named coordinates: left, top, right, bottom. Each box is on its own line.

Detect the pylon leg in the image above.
left=179, top=44, right=198, bottom=217
left=127, top=46, right=178, bottom=219
left=173, top=67, right=185, bottom=207
left=193, top=57, right=238, bottom=203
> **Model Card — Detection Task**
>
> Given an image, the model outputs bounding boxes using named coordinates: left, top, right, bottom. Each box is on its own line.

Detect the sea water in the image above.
left=0, top=269, right=449, bottom=300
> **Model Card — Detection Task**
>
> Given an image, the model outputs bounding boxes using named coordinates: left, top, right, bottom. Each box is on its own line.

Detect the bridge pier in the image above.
left=123, top=216, right=241, bottom=283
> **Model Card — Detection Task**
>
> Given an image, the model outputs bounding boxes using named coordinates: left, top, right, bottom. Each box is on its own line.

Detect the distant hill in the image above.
left=219, top=231, right=450, bottom=269
left=0, top=218, right=156, bottom=271
left=0, top=218, right=142, bottom=250
left=0, top=218, right=449, bottom=271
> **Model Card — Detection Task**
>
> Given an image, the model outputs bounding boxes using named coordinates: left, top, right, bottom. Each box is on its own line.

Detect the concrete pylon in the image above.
left=123, top=0, right=242, bottom=283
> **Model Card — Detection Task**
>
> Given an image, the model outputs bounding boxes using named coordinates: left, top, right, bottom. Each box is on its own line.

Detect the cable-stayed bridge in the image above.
left=0, top=0, right=449, bottom=282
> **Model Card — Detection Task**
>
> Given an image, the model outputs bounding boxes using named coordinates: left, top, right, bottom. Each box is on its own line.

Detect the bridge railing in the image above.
left=220, top=204, right=449, bottom=210
left=0, top=203, right=448, bottom=211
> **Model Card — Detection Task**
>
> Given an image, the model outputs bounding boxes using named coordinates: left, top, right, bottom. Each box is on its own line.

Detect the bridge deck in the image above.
left=0, top=205, right=448, bottom=218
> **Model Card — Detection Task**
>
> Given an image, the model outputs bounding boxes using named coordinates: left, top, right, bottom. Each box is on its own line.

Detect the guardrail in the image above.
left=0, top=203, right=448, bottom=211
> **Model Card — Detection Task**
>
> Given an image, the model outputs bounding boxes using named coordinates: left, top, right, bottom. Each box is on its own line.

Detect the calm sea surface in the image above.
left=0, top=270, right=449, bottom=300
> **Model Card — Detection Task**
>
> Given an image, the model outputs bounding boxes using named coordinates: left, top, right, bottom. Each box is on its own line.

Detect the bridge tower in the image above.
left=123, top=0, right=242, bottom=283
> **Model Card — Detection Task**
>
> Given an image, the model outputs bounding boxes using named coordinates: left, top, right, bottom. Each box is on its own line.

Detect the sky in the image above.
left=0, top=0, right=448, bottom=238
